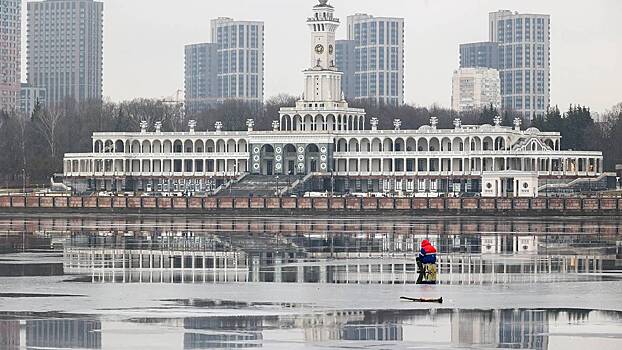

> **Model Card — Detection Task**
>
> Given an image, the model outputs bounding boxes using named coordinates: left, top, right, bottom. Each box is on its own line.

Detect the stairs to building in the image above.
left=217, top=174, right=301, bottom=197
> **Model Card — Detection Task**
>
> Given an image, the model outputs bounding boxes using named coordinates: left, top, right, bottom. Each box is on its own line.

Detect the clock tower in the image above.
left=303, top=0, right=343, bottom=102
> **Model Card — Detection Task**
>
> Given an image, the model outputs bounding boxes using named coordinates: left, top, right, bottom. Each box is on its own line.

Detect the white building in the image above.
left=62, top=0, right=603, bottom=197
left=451, top=68, right=501, bottom=112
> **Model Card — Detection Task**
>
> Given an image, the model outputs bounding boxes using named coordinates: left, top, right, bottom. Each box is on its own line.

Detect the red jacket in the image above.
left=419, top=239, right=437, bottom=264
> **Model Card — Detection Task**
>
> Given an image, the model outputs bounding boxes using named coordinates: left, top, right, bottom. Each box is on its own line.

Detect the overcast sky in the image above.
left=20, top=0, right=622, bottom=113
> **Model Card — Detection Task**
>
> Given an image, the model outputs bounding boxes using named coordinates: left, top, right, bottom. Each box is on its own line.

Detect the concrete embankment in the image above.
left=0, top=196, right=621, bottom=216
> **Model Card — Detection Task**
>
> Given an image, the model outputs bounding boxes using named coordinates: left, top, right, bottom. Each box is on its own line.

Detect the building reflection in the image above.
left=451, top=309, right=548, bottom=349
left=0, top=319, right=101, bottom=349
left=62, top=228, right=613, bottom=285
left=1, top=309, right=620, bottom=349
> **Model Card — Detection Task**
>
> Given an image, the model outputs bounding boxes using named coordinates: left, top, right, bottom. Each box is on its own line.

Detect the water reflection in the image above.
left=0, top=308, right=620, bottom=349
left=1, top=216, right=620, bottom=284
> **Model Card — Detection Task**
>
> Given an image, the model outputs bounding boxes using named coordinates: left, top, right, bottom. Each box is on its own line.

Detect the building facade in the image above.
left=212, top=17, right=264, bottom=105
left=489, top=10, right=550, bottom=119
left=184, top=18, right=264, bottom=114
left=335, top=39, right=355, bottom=101
left=0, top=0, right=21, bottom=112
left=451, top=67, right=501, bottom=112
left=459, top=42, right=499, bottom=69
left=184, top=43, right=218, bottom=115
left=63, top=1, right=603, bottom=197
left=26, top=0, right=104, bottom=106
left=20, top=83, right=47, bottom=115
left=344, top=13, right=404, bottom=106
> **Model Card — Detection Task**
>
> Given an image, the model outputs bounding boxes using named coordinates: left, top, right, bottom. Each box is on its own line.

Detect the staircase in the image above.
left=217, top=174, right=301, bottom=197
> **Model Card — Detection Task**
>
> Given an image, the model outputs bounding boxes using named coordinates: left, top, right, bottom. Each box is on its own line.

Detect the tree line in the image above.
left=0, top=96, right=620, bottom=187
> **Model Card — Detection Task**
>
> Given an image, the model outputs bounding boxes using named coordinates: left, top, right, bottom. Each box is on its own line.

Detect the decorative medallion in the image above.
left=298, top=146, right=305, bottom=153
left=253, top=163, right=260, bottom=170
left=253, top=155, right=260, bottom=162
left=320, top=163, right=327, bottom=170
left=275, top=147, right=282, bottom=154
left=275, top=163, right=282, bottom=170
left=275, top=155, right=282, bottom=162
left=253, top=147, right=260, bottom=154
left=298, top=155, right=304, bottom=162
left=320, top=146, right=327, bottom=154
left=320, top=155, right=327, bottom=161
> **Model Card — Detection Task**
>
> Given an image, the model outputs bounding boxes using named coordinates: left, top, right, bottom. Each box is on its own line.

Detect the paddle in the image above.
left=400, top=296, right=443, bottom=304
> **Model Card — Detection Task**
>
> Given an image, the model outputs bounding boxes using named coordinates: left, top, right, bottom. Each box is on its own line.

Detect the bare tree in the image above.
left=33, top=107, right=64, bottom=159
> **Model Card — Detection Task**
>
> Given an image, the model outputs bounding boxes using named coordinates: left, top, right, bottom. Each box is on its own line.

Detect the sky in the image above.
left=20, top=0, right=622, bottom=113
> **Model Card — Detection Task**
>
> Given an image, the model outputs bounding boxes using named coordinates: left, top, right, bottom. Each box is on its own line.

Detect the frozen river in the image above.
left=0, top=214, right=621, bottom=349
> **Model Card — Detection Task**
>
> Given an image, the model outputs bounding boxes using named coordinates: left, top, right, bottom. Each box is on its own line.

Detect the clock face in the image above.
left=328, top=45, right=334, bottom=54
left=315, top=44, right=324, bottom=54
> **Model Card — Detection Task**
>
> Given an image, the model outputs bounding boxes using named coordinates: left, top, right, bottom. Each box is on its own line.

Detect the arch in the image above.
left=281, top=115, right=291, bottom=131
left=383, top=138, right=393, bottom=152
left=348, top=138, right=360, bottom=152
left=494, top=136, right=505, bottom=151
left=417, top=138, right=428, bottom=152
left=293, top=115, right=302, bottom=131
left=303, top=114, right=313, bottom=131
left=216, top=139, right=226, bottom=153
left=482, top=136, right=494, bottom=151
left=360, top=138, right=371, bottom=153
left=142, top=140, right=152, bottom=153
left=173, top=140, right=183, bottom=153
left=94, top=140, right=104, bottom=153
left=305, top=144, right=321, bottom=173
left=452, top=137, right=464, bottom=152
left=283, top=144, right=297, bottom=175
left=406, top=137, right=416, bottom=152
left=336, top=138, right=348, bottom=152
left=238, top=139, right=248, bottom=153
left=114, top=140, right=124, bottom=153
left=226, top=139, right=237, bottom=153
left=130, top=140, right=141, bottom=153
left=260, top=144, right=275, bottom=175
left=394, top=138, right=405, bottom=152
left=371, top=138, right=382, bottom=152
left=326, top=114, right=336, bottom=131
left=314, top=114, right=324, bottom=131
left=471, top=136, right=481, bottom=151
left=153, top=140, right=162, bottom=153
left=429, top=137, right=440, bottom=152
left=184, top=140, right=193, bottom=153
left=194, top=139, right=204, bottom=153
left=163, top=140, right=172, bottom=153
left=440, top=137, right=452, bottom=152
left=206, top=139, right=215, bottom=153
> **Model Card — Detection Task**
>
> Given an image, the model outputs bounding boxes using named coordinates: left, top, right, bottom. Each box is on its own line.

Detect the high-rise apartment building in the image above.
left=0, top=0, right=21, bottom=112
left=211, top=17, right=264, bottom=104
left=459, top=42, right=499, bottom=69
left=344, top=14, right=404, bottom=106
left=489, top=10, right=550, bottom=119
left=335, top=39, right=355, bottom=101
left=184, top=43, right=218, bottom=115
left=451, top=67, right=501, bottom=112
left=185, top=18, right=264, bottom=114
left=27, top=0, right=104, bottom=106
